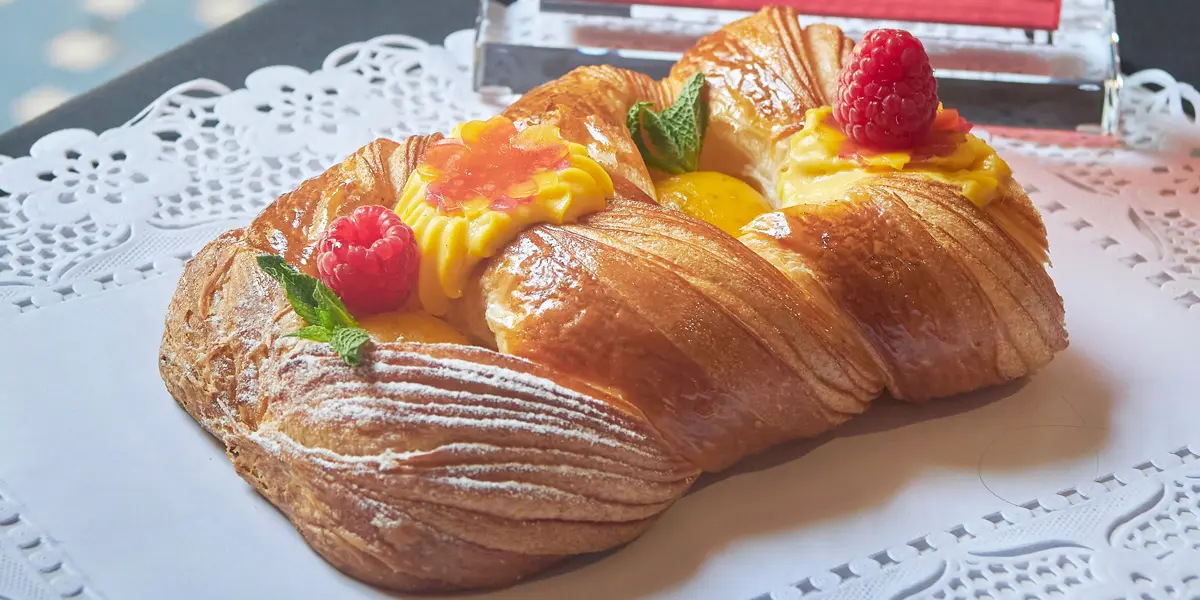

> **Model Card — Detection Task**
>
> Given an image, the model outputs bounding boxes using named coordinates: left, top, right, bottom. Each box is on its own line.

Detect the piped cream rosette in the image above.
left=395, top=116, right=614, bottom=315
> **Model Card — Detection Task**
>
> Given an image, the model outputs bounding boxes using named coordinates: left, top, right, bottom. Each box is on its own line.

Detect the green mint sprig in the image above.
left=256, top=255, right=371, bottom=366
left=627, top=72, right=709, bottom=175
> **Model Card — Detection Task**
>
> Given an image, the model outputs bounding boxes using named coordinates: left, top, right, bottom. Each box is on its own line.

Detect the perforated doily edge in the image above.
left=0, top=481, right=106, bottom=600
left=749, top=442, right=1200, bottom=599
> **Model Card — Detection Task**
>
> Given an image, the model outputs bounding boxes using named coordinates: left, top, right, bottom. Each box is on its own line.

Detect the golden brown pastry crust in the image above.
left=475, top=196, right=880, bottom=471
left=159, top=6, right=1067, bottom=592
left=161, top=140, right=699, bottom=592
left=740, top=176, right=1066, bottom=401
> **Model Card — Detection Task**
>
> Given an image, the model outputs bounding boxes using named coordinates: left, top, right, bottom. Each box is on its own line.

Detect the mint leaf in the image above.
left=286, top=325, right=333, bottom=342
left=329, top=327, right=371, bottom=366
left=313, top=281, right=358, bottom=329
left=286, top=288, right=321, bottom=326
left=255, top=254, right=294, bottom=284
left=627, top=101, right=654, bottom=163
left=627, top=72, right=708, bottom=174
left=643, top=109, right=684, bottom=170
left=257, top=254, right=372, bottom=367
left=626, top=101, right=649, bottom=139
left=256, top=255, right=321, bottom=326
left=627, top=102, right=677, bottom=174
left=661, top=72, right=708, bottom=172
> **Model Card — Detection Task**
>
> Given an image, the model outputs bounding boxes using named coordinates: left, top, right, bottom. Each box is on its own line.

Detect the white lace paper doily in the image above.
left=0, top=482, right=100, bottom=600
left=755, top=445, right=1200, bottom=600
left=2, top=24, right=1200, bottom=600
left=0, top=30, right=507, bottom=319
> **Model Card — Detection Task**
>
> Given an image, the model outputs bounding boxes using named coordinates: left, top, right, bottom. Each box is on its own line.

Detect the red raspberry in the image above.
left=316, top=205, right=419, bottom=316
left=833, top=29, right=938, bottom=150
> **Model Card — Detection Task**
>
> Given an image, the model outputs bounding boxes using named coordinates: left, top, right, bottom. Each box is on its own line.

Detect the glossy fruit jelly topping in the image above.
left=419, top=116, right=572, bottom=214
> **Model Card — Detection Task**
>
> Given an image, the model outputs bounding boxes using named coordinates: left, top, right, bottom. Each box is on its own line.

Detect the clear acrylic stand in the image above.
left=474, top=0, right=1121, bottom=134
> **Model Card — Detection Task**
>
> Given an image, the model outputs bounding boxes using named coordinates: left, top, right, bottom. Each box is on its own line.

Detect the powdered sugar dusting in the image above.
left=420, top=462, right=665, bottom=492
left=414, top=355, right=619, bottom=419
left=249, top=428, right=684, bottom=512
left=299, top=395, right=630, bottom=453
left=260, top=346, right=673, bottom=461
left=335, top=349, right=623, bottom=421
left=251, top=430, right=439, bottom=467
left=327, top=378, right=652, bottom=446
left=228, top=326, right=699, bottom=529
left=421, top=475, right=597, bottom=503
left=233, top=356, right=262, bottom=417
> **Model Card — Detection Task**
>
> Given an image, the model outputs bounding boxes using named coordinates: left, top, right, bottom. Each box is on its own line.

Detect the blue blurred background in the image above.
left=0, top=0, right=267, bottom=132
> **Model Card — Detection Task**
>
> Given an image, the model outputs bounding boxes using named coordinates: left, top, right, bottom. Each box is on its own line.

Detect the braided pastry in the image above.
left=159, top=7, right=1067, bottom=593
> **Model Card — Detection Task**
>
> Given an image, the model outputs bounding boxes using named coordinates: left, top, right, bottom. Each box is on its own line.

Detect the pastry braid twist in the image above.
left=159, top=7, right=1067, bottom=592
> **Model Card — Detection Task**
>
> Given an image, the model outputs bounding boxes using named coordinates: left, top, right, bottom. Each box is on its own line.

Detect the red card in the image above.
left=582, top=0, right=1062, bottom=30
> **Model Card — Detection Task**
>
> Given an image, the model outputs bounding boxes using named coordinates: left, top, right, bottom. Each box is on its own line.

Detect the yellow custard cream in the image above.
left=654, top=171, right=771, bottom=236
left=778, top=106, right=1012, bottom=208
left=358, top=310, right=470, bottom=345
left=395, top=116, right=613, bottom=315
